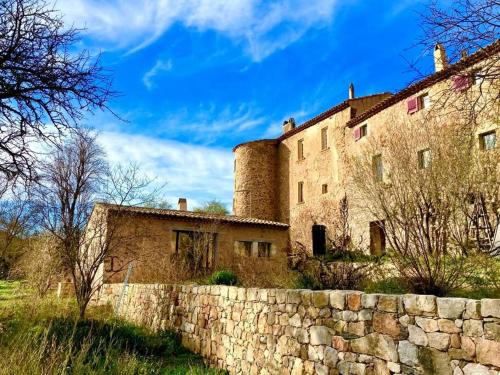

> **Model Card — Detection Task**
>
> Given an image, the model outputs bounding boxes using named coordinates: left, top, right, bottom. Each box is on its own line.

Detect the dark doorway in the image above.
left=370, top=221, right=386, bottom=255
left=312, top=224, right=326, bottom=256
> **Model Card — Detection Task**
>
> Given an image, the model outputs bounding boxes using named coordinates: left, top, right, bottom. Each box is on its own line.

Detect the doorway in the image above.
left=312, top=224, right=326, bottom=256
left=369, top=221, right=386, bottom=255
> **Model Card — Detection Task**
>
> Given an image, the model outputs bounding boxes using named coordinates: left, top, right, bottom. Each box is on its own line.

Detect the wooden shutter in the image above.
left=452, top=75, right=471, bottom=91
left=354, top=127, right=361, bottom=141
left=407, top=97, right=418, bottom=114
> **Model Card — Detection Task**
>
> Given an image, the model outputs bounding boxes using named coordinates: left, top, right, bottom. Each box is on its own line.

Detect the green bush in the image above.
left=363, top=278, right=409, bottom=294
left=207, top=270, right=237, bottom=286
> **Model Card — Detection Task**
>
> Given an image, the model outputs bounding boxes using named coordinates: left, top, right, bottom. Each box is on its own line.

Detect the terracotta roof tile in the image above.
left=346, top=40, right=500, bottom=128
left=96, top=203, right=289, bottom=229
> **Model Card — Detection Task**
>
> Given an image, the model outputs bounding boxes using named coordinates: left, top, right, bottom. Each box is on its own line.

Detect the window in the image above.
left=418, top=148, right=432, bottom=169
left=297, top=139, right=304, bottom=160
left=360, top=124, right=368, bottom=138
left=480, top=131, right=496, bottom=150
left=322, top=184, right=328, bottom=194
left=174, top=230, right=217, bottom=269
left=473, top=71, right=484, bottom=86
left=354, top=124, right=368, bottom=141
left=321, top=127, right=328, bottom=150
left=312, top=225, right=326, bottom=256
left=370, top=221, right=386, bottom=256
left=419, top=93, right=430, bottom=110
left=237, top=241, right=253, bottom=256
left=298, top=181, right=304, bottom=203
left=258, top=242, right=272, bottom=257
left=372, top=155, right=383, bottom=182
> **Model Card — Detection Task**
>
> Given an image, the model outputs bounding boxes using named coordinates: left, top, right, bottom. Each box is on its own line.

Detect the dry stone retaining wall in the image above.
left=97, top=284, right=500, bottom=375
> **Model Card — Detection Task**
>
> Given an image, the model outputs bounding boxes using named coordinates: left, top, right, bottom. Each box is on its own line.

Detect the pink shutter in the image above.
left=452, top=75, right=471, bottom=91
left=354, top=128, right=361, bottom=141
left=407, top=97, right=418, bottom=114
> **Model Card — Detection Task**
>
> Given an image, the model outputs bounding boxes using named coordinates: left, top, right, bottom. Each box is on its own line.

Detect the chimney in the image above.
left=178, top=198, right=187, bottom=211
left=282, top=117, right=296, bottom=134
left=349, top=83, right=355, bottom=99
left=433, top=43, right=448, bottom=72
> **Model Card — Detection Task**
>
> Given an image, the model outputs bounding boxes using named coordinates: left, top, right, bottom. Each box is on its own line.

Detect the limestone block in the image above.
left=314, top=363, right=329, bottom=375
left=347, top=291, right=363, bottom=311
left=437, top=298, right=467, bottom=319
left=476, top=338, right=500, bottom=367
left=332, top=336, right=349, bottom=351
left=418, top=347, right=452, bottom=375
left=310, top=326, right=333, bottom=346
left=463, top=363, right=491, bottom=375
left=358, top=309, right=373, bottom=321
left=287, top=290, right=302, bottom=304
left=438, top=319, right=461, bottom=333
left=373, top=312, right=402, bottom=338
left=307, top=344, right=324, bottom=362
left=484, top=322, right=500, bottom=341
left=347, top=321, right=366, bottom=337
left=377, top=295, right=399, bottom=313
left=415, top=316, right=439, bottom=332
left=408, top=325, right=428, bottom=346
left=398, top=340, right=418, bottom=366
left=428, top=332, right=450, bottom=351
left=481, top=299, right=500, bottom=318
left=312, top=291, right=330, bottom=308
left=324, top=346, right=339, bottom=367
left=350, top=333, right=398, bottom=362
left=289, top=313, right=302, bottom=327
left=361, top=293, right=378, bottom=309
left=464, top=300, right=481, bottom=319
left=463, top=319, right=484, bottom=337
left=403, top=294, right=436, bottom=316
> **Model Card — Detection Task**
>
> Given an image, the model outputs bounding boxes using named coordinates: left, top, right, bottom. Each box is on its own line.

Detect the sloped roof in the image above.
left=346, top=40, right=500, bottom=128
left=96, top=203, right=289, bottom=229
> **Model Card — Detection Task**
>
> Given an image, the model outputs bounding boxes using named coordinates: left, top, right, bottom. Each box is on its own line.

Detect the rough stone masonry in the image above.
left=97, top=284, right=500, bottom=375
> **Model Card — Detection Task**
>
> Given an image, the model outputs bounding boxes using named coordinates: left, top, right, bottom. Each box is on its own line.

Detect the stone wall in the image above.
left=97, top=283, right=500, bottom=375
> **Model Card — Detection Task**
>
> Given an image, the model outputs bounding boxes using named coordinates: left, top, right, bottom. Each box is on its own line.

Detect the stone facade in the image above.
left=232, top=43, right=499, bottom=254
left=92, top=205, right=289, bottom=285
left=97, top=283, right=500, bottom=375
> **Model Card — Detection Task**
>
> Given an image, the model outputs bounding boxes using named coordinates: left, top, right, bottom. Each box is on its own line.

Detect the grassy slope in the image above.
left=0, top=280, right=225, bottom=375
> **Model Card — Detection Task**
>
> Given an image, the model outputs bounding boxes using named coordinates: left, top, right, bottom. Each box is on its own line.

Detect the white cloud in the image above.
left=56, top=0, right=337, bottom=60
left=142, top=59, right=173, bottom=89
left=98, top=131, right=234, bottom=208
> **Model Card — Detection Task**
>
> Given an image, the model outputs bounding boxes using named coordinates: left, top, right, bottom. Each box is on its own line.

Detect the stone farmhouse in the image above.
left=92, top=41, right=499, bottom=284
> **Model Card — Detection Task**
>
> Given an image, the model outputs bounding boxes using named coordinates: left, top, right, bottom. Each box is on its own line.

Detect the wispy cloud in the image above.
left=142, top=59, right=173, bottom=89
left=57, top=0, right=337, bottom=61
left=98, top=131, right=234, bottom=208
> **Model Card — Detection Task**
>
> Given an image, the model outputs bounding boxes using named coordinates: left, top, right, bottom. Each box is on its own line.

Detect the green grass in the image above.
left=0, top=280, right=226, bottom=375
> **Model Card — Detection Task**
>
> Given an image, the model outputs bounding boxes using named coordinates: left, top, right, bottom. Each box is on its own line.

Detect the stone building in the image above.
left=92, top=201, right=289, bottom=284
left=90, top=42, right=498, bottom=284
left=233, top=41, right=499, bottom=255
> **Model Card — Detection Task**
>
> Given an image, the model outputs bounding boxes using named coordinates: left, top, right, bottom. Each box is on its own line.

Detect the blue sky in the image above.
left=58, top=0, right=437, bottom=210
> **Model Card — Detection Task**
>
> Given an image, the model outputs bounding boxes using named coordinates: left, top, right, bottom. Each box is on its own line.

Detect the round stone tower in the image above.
left=233, top=139, right=279, bottom=221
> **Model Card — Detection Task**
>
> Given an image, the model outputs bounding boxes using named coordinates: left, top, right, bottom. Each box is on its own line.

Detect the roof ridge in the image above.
left=95, top=202, right=289, bottom=228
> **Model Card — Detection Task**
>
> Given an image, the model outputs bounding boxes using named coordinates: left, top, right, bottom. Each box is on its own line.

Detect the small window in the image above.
left=480, top=131, right=496, bottom=150
left=372, top=155, right=383, bottom=182
left=322, top=184, right=328, bottom=194
left=233, top=159, right=236, bottom=172
left=257, top=242, right=272, bottom=257
left=235, top=240, right=253, bottom=256
left=473, top=71, right=484, bottom=86
left=298, top=139, right=304, bottom=160
left=321, top=127, right=328, bottom=150
left=418, top=148, right=432, bottom=169
left=419, top=93, right=430, bottom=110
left=298, top=181, right=304, bottom=203
left=360, top=124, right=368, bottom=138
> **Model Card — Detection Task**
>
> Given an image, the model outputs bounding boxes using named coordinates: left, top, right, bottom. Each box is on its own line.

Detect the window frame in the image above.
left=298, top=181, right=304, bottom=203
left=372, top=154, right=383, bottom=182
left=360, top=124, right=368, bottom=138
left=418, top=148, right=432, bottom=169
left=321, top=183, right=328, bottom=194
left=419, top=93, right=430, bottom=110
left=297, top=139, right=305, bottom=160
left=479, top=130, right=497, bottom=151
left=321, top=127, right=329, bottom=150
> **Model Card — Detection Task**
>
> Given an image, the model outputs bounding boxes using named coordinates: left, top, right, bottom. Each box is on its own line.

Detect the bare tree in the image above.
left=348, top=111, right=499, bottom=295
left=100, top=162, right=166, bottom=207
left=0, top=0, right=115, bottom=182
left=0, top=190, right=33, bottom=278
